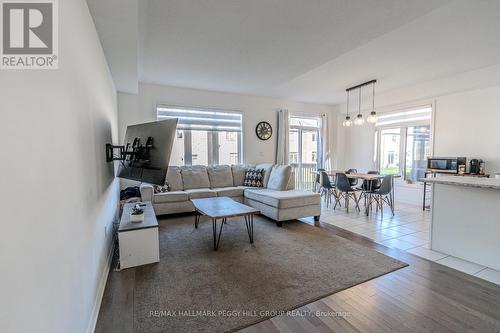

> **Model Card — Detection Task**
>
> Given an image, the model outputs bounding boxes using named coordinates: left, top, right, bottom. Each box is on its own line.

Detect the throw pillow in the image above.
left=153, top=183, right=169, bottom=194
left=243, top=168, right=265, bottom=187
left=267, top=165, right=292, bottom=190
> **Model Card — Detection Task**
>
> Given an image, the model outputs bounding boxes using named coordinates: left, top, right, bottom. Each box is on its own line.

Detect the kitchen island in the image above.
left=424, top=176, right=500, bottom=271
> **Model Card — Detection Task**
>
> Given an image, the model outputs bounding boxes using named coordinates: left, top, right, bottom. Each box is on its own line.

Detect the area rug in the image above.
left=133, top=215, right=407, bottom=332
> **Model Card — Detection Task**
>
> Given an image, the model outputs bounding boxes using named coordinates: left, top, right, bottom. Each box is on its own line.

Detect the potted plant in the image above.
left=130, top=205, right=144, bottom=223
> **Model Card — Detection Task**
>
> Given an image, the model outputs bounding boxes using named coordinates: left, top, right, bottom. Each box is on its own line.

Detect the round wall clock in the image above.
left=255, top=121, right=273, bottom=140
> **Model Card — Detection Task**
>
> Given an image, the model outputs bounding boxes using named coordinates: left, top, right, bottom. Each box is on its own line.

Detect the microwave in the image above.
left=427, top=157, right=466, bottom=173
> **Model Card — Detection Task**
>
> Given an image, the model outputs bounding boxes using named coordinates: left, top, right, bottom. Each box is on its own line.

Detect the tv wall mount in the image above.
left=106, top=137, right=154, bottom=167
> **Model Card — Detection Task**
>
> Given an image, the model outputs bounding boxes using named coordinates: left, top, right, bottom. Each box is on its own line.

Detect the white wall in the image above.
left=337, top=65, right=500, bottom=175
left=0, top=1, right=118, bottom=333
left=433, top=85, right=500, bottom=173
left=118, top=83, right=337, bottom=165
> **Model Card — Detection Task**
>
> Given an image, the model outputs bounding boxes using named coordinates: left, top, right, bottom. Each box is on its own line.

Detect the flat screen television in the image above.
left=117, top=119, right=178, bottom=185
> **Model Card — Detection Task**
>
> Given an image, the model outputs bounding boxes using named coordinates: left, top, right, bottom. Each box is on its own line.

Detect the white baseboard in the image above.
left=86, top=240, right=115, bottom=333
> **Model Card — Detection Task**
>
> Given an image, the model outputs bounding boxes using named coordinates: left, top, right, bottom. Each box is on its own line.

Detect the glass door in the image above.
left=379, top=128, right=402, bottom=176
left=300, top=129, right=318, bottom=190
left=288, top=116, right=320, bottom=190
left=405, top=125, right=431, bottom=181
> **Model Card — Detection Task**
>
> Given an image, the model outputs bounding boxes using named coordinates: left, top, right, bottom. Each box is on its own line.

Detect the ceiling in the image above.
left=89, top=0, right=500, bottom=104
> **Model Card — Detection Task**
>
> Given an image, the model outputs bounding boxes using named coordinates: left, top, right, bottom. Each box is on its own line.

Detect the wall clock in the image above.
left=255, top=121, right=273, bottom=140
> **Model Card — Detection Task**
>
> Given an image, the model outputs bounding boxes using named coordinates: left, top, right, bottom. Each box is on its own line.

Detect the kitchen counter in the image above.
left=422, top=176, right=500, bottom=190
left=428, top=177, right=500, bottom=271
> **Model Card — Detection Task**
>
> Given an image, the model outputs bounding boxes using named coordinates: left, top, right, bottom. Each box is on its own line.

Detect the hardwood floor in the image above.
left=239, top=221, right=500, bottom=333
left=95, top=217, right=500, bottom=333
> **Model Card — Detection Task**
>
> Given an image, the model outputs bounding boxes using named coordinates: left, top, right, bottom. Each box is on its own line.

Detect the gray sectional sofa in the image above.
left=140, top=163, right=321, bottom=226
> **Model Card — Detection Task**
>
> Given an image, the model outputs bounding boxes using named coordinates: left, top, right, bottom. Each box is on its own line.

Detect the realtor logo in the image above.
left=1, top=0, right=58, bottom=69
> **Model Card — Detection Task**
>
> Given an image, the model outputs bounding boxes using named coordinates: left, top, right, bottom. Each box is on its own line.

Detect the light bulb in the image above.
left=366, top=111, right=378, bottom=124
left=343, top=116, right=352, bottom=127
left=354, top=114, right=365, bottom=126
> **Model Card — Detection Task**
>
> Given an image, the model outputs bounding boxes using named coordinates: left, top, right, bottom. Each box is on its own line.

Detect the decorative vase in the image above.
left=130, top=213, right=144, bottom=223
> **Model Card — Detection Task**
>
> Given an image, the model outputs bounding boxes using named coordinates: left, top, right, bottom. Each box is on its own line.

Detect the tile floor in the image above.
left=319, top=199, right=500, bottom=286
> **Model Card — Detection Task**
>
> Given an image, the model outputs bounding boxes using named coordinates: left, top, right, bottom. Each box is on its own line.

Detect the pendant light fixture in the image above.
left=342, top=90, right=353, bottom=127
left=354, top=86, right=365, bottom=126
left=366, top=81, right=378, bottom=124
left=344, top=79, right=377, bottom=128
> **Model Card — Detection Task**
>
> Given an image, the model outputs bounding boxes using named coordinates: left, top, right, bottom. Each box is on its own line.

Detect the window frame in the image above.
left=289, top=115, right=322, bottom=190
left=156, top=105, right=243, bottom=166
left=374, top=105, right=433, bottom=180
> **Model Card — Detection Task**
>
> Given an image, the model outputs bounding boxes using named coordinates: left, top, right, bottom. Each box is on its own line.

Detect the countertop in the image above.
left=119, top=202, right=158, bottom=232
left=420, top=176, right=500, bottom=190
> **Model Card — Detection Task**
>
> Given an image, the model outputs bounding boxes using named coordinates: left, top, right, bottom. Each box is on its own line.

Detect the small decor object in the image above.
left=256, top=121, right=272, bottom=140
left=130, top=205, right=145, bottom=223
left=152, top=183, right=169, bottom=193
left=458, top=165, right=466, bottom=174
left=243, top=168, right=265, bottom=187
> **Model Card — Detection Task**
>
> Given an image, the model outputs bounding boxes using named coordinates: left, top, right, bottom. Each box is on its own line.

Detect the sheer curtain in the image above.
left=319, top=114, right=331, bottom=170
left=276, top=109, right=290, bottom=164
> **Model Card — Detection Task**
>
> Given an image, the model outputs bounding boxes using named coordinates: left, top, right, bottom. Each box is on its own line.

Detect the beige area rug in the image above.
left=133, top=214, right=407, bottom=332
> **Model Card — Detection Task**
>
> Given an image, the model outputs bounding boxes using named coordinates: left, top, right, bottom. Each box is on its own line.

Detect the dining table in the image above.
left=315, top=170, right=390, bottom=216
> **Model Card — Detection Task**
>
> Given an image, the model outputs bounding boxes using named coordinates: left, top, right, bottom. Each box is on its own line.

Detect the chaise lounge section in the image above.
left=140, top=164, right=321, bottom=226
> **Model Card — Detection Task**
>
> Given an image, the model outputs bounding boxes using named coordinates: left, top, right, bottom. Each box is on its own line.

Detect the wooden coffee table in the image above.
left=191, top=197, right=260, bottom=250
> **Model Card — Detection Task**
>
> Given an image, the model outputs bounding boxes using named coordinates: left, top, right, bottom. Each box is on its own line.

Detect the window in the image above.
left=375, top=106, right=432, bottom=181
left=289, top=116, right=321, bottom=190
left=388, top=152, right=395, bottom=165
left=379, top=128, right=401, bottom=175
left=405, top=125, right=431, bottom=180
left=157, top=106, right=243, bottom=166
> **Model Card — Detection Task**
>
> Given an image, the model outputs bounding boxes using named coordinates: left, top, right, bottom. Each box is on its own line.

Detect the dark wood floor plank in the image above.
left=239, top=319, right=281, bottom=333
left=339, top=286, right=430, bottom=333
left=321, top=294, right=391, bottom=333
left=391, top=266, right=500, bottom=323
left=379, top=270, right=500, bottom=331
left=269, top=312, right=327, bottom=333
left=370, top=276, right=475, bottom=332
left=304, top=301, right=360, bottom=333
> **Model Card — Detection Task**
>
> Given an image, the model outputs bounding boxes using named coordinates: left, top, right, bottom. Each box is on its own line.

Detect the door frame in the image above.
left=375, top=121, right=431, bottom=180
left=289, top=120, right=321, bottom=190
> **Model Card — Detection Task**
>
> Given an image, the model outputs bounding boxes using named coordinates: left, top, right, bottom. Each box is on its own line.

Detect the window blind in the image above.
left=157, top=106, right=242, bottom=132
left=376, top=106, right=432, bottom=127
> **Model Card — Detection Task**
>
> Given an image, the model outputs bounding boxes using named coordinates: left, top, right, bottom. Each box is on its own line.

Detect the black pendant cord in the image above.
left=358, top=86, right=362, bottom=116
left=372, top=81, right=375, bottom=113
left=346, top=90, right=350, bottom=118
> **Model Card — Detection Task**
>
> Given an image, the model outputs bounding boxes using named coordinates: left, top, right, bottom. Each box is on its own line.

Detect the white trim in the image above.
left=430, top=99, right=437, bottom=158
left=156, top=103, right=243, bottom=115
left=86, top=241, right=115, bottom=333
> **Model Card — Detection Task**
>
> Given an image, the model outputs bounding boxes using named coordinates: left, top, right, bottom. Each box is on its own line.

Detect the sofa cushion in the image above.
left=153, top=191, right=189, bottom=204
left=207, top=165, right=233, bottom=188
left=166, top=166, right=183, bottom=191
left=181, top=166, right=210, bottom=190
left=267, top=165, right=292, bottom=190
left=185, top=188, right=217, bottom=199
left=244, top=189, right=320, bottom=209
left=213, top=187, right=245, bottom=198
left=243, top=168, right=265, bottom=187
left=255, top=163, right=274, bottom=187
left=231, top=164, right=254, bottom=186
